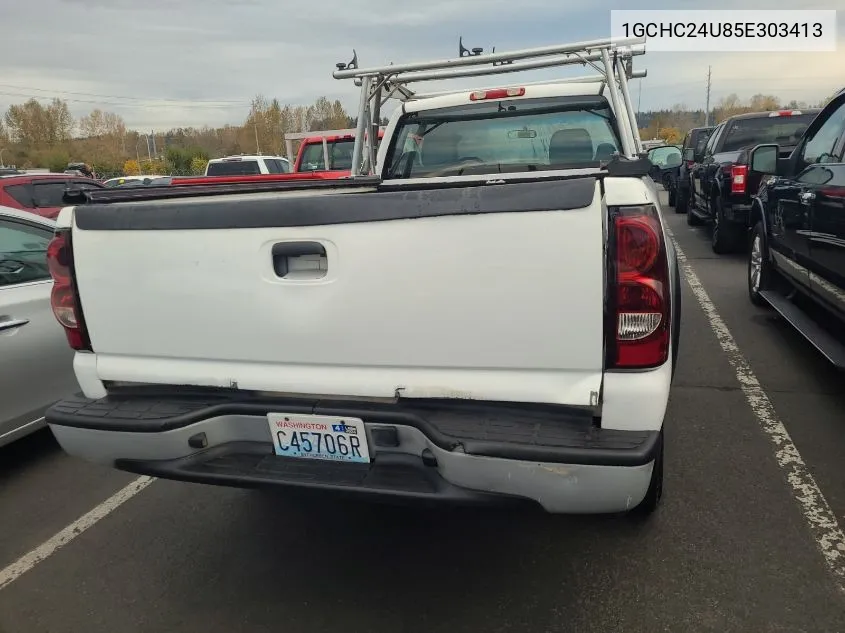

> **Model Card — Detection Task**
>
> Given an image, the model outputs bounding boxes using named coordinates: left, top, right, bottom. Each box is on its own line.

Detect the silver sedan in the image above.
left=0, top=205, right=77, bottom=447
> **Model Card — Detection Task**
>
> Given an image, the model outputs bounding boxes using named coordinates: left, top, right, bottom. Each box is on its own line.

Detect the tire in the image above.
left=629, top=430, right=664, bottom=517
left=668, top=183, right=677, bottom=207
left=675, top=187, right=689, bottom=214
left=710, top=197, right=740, bottom=254
left=686, top=200, right=702, bottom=225
left=748, top=221, right=774, bottom=307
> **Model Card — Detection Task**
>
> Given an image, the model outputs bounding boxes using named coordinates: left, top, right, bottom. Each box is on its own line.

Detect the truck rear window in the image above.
left=298, top=140, right=356, bottom=171
left=206, top=160, right=261, bottom=176
left=384, top=96, right=621, bottom=179
left=721, top=114, right=815, bottom=152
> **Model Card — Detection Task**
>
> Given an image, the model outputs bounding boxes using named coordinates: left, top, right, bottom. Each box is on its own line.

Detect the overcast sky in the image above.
left=0, top=0, right=842, bottom=131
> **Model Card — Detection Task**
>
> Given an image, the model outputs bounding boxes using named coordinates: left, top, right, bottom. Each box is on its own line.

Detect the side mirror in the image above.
left=683, top=148, right=695, bottom=162
left=749, top=144, right=779, bottom=175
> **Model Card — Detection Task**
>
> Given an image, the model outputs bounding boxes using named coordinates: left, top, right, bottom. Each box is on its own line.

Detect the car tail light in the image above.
left=47, top=230, right=91, bottom=351
left=768, top=110, right=801, bottom=117
left=469, top=87, right=525, bottom=101
left=608, top=205, right=671, bottom=369
left=731, top=164, right=747, bottom=194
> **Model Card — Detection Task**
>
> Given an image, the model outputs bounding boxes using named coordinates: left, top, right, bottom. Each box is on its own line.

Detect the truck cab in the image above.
left=285, top=128, right=386, bottom=175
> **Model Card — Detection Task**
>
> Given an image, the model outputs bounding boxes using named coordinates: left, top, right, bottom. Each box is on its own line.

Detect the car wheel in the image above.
left=629, top=430, right=664, bottom=517
left=686, top=200, right=702, bottom=225
left=711, top=198, right=740, bottom=254
left=675, top=188, right=688, bottom=214
left=668, top=183, right=677, bottom=207
left=748, top=221, right=775, bottom=307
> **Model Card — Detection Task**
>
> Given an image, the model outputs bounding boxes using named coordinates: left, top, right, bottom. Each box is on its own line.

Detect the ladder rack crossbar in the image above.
left=386, top=47, right=645, bottom=85
left=333, top=36, right=645, bottom=80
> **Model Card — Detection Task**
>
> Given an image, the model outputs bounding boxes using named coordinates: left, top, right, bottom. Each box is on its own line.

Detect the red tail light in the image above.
left=731, top=164, right=747, bottom=194
left=47, top=230, right=91, bottom=351
left=469, top=87, right=525, bottom=101
left=608, top=205, right=671, bottom=369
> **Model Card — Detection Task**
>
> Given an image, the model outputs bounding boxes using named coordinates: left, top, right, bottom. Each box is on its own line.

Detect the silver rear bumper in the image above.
left=50, top=415, right=655, bottom=514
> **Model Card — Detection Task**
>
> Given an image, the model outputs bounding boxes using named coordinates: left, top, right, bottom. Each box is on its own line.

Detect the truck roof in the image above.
left=299, top=130, right=385, bottom=145
left=724, top=109, right=821, bottom=122
left=208, top=154, right=288, bottom=162
left=403, top=81, right=606, bottom=113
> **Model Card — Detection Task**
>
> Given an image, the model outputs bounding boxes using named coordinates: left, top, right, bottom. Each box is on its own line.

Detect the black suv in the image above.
left=746, top=88, right=845, bottom=368
left=673, top=126, right=713, bottom=213
left=686, top=110, right=819, bottom=253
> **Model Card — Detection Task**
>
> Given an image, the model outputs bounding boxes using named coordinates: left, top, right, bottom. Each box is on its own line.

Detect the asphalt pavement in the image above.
left=1, top=191, right=845, bottom=633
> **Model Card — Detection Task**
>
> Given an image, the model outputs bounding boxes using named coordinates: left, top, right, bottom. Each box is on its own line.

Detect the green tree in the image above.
left=190, top=156, right=207, bottom=175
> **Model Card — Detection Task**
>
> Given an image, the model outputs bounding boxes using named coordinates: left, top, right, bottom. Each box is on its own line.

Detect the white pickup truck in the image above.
left=45, top=36, right=680, bottom=516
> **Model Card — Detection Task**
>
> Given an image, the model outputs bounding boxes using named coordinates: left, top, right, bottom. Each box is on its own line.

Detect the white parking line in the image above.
left=0, top=476, right=154, bottom=591
left=668, top=228, right=845, bottom=590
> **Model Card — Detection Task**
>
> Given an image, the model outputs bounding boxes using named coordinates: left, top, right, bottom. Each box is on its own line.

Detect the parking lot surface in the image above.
left=1, top=194, right=845, bottom=633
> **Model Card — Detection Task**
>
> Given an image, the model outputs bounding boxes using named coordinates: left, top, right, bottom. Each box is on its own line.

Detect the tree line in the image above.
left=0, top=95, right=357, bottom=177
left=1, top=89, right=839, bottom=176
left=637, top=91, right=838, bottom=145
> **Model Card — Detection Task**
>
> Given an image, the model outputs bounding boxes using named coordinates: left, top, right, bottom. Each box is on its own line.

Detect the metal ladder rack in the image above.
left=332, top=36, right=648, bottom=176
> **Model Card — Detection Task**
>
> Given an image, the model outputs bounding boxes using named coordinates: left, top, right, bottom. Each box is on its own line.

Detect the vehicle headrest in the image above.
left=594, top=143, right=617, bottom=161
left=549, top=128, right=594, bottom=164
left=422, top=131, right=461, bottom=166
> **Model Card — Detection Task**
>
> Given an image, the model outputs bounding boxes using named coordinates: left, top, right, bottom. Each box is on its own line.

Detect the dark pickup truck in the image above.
left=746, top=88, right=845, bottom=368
left=674, top=126, right=714, bottom=214
left=685, top=109, right=820, bottom=253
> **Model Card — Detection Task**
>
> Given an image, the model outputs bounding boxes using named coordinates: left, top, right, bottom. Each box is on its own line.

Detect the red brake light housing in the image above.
left=47, top=230, right=92, bottom=351
left=607, top=204, right=671, bottom=369
left=730, top=164, right=747, bottom=194
left=469, top=87, right=525, bottom=101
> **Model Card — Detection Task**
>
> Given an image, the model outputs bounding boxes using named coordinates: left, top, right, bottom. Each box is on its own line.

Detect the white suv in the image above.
left=205, top=155, right=291, bottom=177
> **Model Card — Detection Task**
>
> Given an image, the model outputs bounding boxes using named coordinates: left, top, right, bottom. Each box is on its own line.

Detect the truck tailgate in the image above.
left=70, top=177, right=607, bottom=406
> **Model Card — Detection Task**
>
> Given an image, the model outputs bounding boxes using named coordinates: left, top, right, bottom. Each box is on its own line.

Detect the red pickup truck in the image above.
left=285, top=128, right=386, bottom=176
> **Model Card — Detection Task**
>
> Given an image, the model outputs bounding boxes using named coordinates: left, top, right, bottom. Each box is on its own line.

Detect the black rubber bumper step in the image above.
left=115, top=442, right=534, bottom=507
left=48, top=392, right=660, bottom=467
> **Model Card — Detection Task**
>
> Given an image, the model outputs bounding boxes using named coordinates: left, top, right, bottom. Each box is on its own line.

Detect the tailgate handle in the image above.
left=272, top=241, right=327, bottom=280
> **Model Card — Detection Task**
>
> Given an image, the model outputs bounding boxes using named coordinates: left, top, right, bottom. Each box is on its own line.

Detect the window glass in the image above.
left=32, top=182, right=70, bottom=207
left=268, top=159, right=291, bottom=173
left=720, top=113, right=816, bottom=152
left=3, top=184, right=33, bottom=208
left=298, top=143, right=327, bottom=170
left=385, top=96, right=622, bottom=179
left=206, top=160, right=261, bottom=176
left=0, top=219, right=52, bottom=286
left=800, top=101, right=845, bottom=167
left=693, top=130, right=712, bottom=155
left=703, top=124, right=722, bottom=154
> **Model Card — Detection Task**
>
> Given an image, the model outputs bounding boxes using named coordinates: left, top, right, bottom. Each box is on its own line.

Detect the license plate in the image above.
left=266, top=413, right=370, bottom=463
